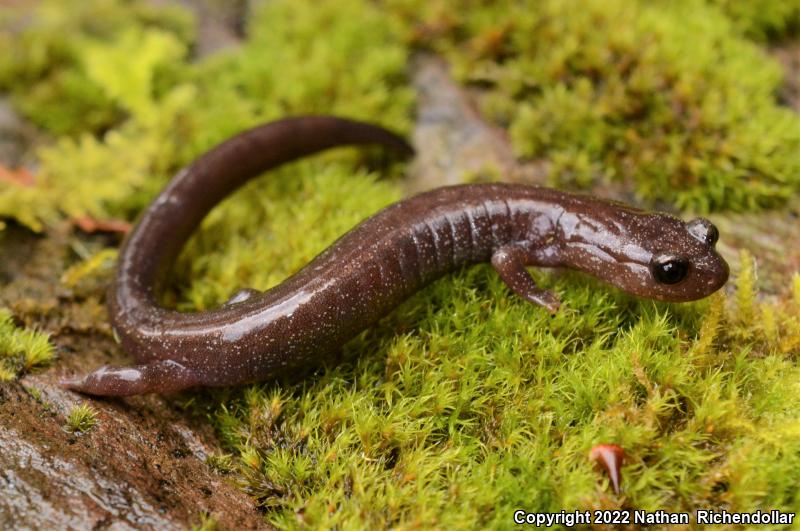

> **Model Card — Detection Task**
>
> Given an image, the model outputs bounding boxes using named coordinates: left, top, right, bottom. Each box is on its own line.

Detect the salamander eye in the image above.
left=687, top=218, right=719, bottom=247
left=651, top=255, right=689, bottom=285
left=704, top=224, right=719, bottom=247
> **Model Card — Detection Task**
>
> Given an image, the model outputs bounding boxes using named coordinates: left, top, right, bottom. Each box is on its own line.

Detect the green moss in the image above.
left=0, top=308, right=56, bottom=381
left=60, top=248, right=118, bottom=294
left=177, top=0, right=413, bottom=163
left=0, top=0, right=411, bottom=233
left=394, top=0, right=800, bottom=213
left=0, top=0, right=195, bottom=231
left=64, top=403, right=99, bottom=434
left=81, top=27, right=187, bottom=124
left=205, top=452, right=235, bottom=475
left=23, top=385, right=43, bottom=403
left=710, top=0, right=800, bottom=41
left=15, top=68, right=122, bottom=137
left=0, top=184, right=56, bottom=233
left=0, top=0, right=193, bottom=135
left=7, top=0, right=794, bottom=234
left=190, top=512, right=218, bottom=531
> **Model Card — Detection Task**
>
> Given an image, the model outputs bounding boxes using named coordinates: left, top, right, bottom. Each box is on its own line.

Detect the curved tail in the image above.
left=91, top=117, right=413, bottom=373
left=113, top=116, right=413, bottom=313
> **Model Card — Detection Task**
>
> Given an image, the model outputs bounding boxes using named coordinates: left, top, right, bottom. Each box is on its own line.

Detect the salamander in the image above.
left=61, top=116, right=729, bottom=396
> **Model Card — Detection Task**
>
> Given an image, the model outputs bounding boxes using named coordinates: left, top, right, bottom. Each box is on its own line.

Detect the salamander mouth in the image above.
left=707, top=256, right=730, bottom=292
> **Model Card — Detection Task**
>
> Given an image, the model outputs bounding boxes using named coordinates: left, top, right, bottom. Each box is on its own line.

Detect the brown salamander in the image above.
left=61, top=116, right=729, bottom=396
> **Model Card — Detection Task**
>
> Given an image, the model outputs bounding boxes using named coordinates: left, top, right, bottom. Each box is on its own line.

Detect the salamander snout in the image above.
left=645, top=217, right=728, bottom=301
left=558, top=211, right=730, bottom=303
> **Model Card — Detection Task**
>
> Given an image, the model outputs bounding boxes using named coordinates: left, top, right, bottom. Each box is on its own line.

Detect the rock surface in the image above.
left=0, top=224, right=267, bottom=530
left=407, top=54, right=529, bottom=192
left=0, top=98, right=37, bottom=168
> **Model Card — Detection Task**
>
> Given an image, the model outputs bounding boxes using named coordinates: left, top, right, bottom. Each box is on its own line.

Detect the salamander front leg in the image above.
left=491, top=246, right=560, bottom=313
left=60, top=359, right=200, bottom=397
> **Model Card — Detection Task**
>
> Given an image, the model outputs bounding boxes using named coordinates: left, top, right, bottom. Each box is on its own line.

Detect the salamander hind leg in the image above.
left=61, top=359, right=201, bottom=396
left=491, top=246, right=561, bottom=313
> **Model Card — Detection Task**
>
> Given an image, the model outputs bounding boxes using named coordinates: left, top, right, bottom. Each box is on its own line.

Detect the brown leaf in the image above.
left=0, top=165, right=36, bottom=187
left=72, top=216, right=132, bottom=235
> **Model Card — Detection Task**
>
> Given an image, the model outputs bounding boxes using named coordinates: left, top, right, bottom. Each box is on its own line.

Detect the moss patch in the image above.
left=0, top=0, right=193, bottom=136
left=64, top=403, right=99, bottom=434
left=2, top=0, right=797, bottom=233
left=711, top=0, right=800, bottom=41
left=396, top=0, right=800, bottom=212
left=0, top=0, right=411, bottom=232
left=0, top=307, right=56, bottom=381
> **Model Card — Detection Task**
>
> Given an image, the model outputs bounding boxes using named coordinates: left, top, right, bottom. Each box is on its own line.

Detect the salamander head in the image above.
left=558, top=211, right=729, bottom=302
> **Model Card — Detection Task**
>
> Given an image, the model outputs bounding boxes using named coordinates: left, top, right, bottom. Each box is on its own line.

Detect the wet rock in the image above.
left=0, top=225, right=267, bottom=530
left=1, top=373, right=267, bottom=530
left=150, top=0, right=246, bottom=58
left=407, top=53, right=548, bottom=193
left=711, top=201, right=800, bottom=297
left=0, top=98, right=37, bottom=167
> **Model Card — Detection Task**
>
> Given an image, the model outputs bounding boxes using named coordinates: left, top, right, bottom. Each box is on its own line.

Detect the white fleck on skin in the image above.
left=106, top=367, right=142, bottom=383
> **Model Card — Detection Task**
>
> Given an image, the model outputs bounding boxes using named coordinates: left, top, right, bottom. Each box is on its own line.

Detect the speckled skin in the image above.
left=61, top=116, right=729, bottom=396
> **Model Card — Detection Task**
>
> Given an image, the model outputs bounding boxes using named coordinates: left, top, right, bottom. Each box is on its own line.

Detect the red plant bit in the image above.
left=589, top=444, right=625, bottom=494
left=72, top=216, right=132, bottom=235
left=0, top=165, right=36, bottom=187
